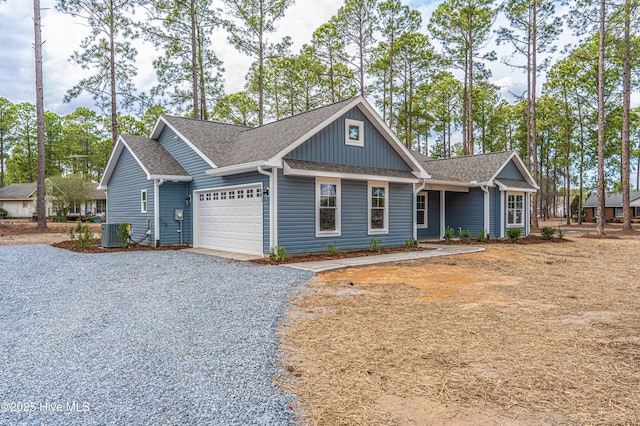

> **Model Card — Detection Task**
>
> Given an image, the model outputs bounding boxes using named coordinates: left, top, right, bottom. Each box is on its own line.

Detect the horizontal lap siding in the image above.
left=287, top=107, right=412, bottom=171
left=445, top=188, right=484, bottom=236
left=107, top=149, right=153, bottom=243
left=157, top=127, right=269, bottom=251
left=159, top=182, right=189, bottom=245
left=278, top=175, right=413, bottom=254
left=490, top=187, right=500, bottom=239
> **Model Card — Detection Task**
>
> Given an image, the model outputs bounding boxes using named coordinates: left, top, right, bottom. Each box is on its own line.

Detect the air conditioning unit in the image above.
left=101, top=223, right=121, bottom=248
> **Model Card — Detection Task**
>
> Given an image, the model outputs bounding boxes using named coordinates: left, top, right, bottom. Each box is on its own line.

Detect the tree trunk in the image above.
left=109, top=0, right=118, bottom=147
left=621, top=0, right=631, bottom=230
left=33, top=0, right=47, bottom=228
left=595, top=0, right=606, bottom=235
left=388, top=33, right=394, bottom=128
left=190, top=0, right=200, bottom=120
left=530, top=1, right=539, bottom=228
left=578, top=94, right=585, bottom=225
left=467, top=23, right=474, bottom=156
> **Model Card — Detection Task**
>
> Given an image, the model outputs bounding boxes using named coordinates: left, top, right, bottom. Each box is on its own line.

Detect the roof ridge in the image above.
left=163, top=114, right=253, bottom=130
left=424, top=150, right=513, bottom=162
left=249, top=96, right=357, bottom=130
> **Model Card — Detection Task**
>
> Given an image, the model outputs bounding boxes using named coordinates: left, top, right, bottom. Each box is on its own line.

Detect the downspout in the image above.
left=154, top=179, right=164, bottom=247
left=257, top=166, right=277, bottom=250
left=481, top=185, right=490, bottom=238
left=440, top=190, right=446, bottom=240
left=413, top=180, right=427, bottom=240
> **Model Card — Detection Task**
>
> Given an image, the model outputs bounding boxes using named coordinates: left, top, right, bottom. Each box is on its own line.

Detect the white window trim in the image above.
left=368, top=181, right=389, bottom=235
left=614, top=207, right=624, bottom=217
left=316, top=177, right=341, bottom=238
left=416, top=192, right=428, bottom=229
left=506, top=192, right=524, bottom=228
left=141, top=189, right=147, bottom=213
left=345, top=118, right=364, bottom=147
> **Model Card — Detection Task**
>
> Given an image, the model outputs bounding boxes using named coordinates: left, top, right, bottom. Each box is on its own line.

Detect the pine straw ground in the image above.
left=279, top=236, right=640, bottom=425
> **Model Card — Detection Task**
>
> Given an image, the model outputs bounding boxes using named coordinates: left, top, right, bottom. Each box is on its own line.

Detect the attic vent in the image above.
left=101, top=223, right=121, bottom=248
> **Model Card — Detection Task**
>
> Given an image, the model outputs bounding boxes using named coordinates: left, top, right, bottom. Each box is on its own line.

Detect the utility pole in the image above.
left=33, top=0, right=47, bottom=228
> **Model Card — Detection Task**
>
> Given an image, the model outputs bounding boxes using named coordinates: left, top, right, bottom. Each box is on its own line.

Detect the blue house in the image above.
left=98, top=96, right=538, bottom=256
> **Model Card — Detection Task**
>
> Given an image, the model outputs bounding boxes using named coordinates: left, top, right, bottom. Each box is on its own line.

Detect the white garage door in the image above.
left=195, top=185, right=263, bottom=256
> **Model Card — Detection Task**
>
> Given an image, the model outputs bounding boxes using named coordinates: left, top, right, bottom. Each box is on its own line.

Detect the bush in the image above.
left=477, top=228, right=488, bottom=242
left=68, top=221, right=93, bottom=249
left=369, top=238, right=382, bottom=253
left=459, top=229, right=472, bottom=243
left=0, top=208, right=7, bottom=218
left=443, top=226, right=455, bottom=242
left=321, top=240, right=338, bottom=255
left=405, top=237, right=418, bottom=248
left=541, top=226, right=555, bottom=240
left=507, top=227, right=522, bottom=242
left=54, top=211, right=66, bottom=222
left=117, top=223, right=130, bottom=248
left=269, top=246, right=287, bottom=262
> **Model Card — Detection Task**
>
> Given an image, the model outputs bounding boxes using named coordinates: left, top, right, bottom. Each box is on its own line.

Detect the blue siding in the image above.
left=417, top=190, right=441, bottom=237
left=156, top=126, right=270, bottom=252
left=287, top=107, right=412, bottom=171
left=489, top=187, right=500, bottom=239
left=497, top=160, right=525, bottom=180
left=445, top=188, right=485, bottom=236
left=277, top=172, right=413, bottom=254
left=106, top=149, right=154, bottom=243
left=159, top=182, right=190, bottom=245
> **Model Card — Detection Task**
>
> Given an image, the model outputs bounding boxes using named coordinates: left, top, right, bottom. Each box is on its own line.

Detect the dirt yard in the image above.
left=280, top=236, right=640, bottom=425
left=0, top=219, right=102, bottom=246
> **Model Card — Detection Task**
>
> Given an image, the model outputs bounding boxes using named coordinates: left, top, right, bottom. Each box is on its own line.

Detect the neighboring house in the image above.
left=582, top=191, right=640, bottom=221
left=0, top=183, right=37, bottom=218
left=99, top=96, right=538, bottom=256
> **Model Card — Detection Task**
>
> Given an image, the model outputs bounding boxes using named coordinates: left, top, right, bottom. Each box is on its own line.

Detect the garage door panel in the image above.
left=195, top=185, right=263, bottom=255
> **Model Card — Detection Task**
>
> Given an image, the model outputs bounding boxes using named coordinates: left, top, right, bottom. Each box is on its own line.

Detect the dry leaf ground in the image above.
left=280, top=235, right=640, bottom=425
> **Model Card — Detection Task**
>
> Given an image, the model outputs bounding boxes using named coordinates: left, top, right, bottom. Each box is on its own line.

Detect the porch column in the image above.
left=440, top=190, right=445, bottom=239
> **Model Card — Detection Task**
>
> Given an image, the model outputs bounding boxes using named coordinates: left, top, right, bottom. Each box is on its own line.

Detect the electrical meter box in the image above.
left=174, top=209, right=184, bottom=221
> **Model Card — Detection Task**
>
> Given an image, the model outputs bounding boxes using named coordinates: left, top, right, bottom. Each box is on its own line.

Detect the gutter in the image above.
left=154, top=179, right=164, bottom=247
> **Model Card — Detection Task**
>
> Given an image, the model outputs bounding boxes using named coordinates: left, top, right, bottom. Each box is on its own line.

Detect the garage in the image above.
left=194, top=184, right=264, bottom=256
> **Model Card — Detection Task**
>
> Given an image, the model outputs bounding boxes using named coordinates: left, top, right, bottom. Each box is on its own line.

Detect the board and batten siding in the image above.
left=156, top=126, right=269, bottom=251
left=286, top=107, right=412, bottom=171
left=106, top=148, right=154, bottom=242
left=497, top=160, right=525, bottom=180
left=277, top=173, right=413, bottom=254
left=445, top=188, right=485, bottom=237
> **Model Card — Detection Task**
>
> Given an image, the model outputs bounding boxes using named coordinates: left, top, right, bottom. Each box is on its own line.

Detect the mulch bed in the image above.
left=253, top=246, right=430, bottom=265
left=52, top=239, right=188, bottom=253
left=430, top=235, right=571, bottom=245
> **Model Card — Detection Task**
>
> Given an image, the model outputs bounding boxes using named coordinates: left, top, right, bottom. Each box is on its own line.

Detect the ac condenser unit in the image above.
left=101, top=223, right=121, bottom=248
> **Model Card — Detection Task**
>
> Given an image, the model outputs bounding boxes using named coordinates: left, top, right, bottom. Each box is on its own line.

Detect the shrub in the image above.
left=369, top=238, right=382, bottom=253
left=68, top=221, right=93, bottom=249
left=443, top=226, right=455, bottom=242
left=321, top=240, right=338, bottom=255
left=557, top=228, right=564, bottom=239
left=477, top=228, right=488, bottom=242
left=507, top=227, right=522, bottom=242
left=405, top=237, right=418, bottom=248
left=54, top=211, right=66, bottom=222
left=541, top=226, right=555, bottom=240
left=458, top=229, right=472, bottom=243
left=0, top=208, right=7, bottom=218
left=117, top=223, right=130, bottom=248
left=269, top=246, right=287, bottom=262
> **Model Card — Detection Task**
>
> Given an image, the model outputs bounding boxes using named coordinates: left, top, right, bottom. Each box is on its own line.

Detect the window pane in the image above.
left=417, top=210, right=425, bottom=225
left=371, top=208, right=384, bottom=229
left=319, top=208, right=336, bottom=231
left=417, top=195, right=425, bottom=210
left=516, top=210, right=522, bottom=224
left=508, top=210, right=514, bottom=224
left=348, top=125, right=360, bottom=140
left=516, top=196, right=523, bottom=209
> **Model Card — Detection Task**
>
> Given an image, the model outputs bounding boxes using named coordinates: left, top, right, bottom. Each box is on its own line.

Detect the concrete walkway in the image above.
left=284, top=244, right=485, bottom=273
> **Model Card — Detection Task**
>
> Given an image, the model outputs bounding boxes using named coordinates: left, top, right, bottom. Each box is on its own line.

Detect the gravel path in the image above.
left=0, top=245, right=312, bottom=425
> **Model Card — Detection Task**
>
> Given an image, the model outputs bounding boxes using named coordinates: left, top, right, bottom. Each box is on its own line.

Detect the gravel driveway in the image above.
left=0, top=245, right=312, bottom=425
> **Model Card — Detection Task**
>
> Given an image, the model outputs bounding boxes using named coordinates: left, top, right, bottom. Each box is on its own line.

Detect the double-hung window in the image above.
left=316, top=178, right=341, bottom=237
left=141, top=190, right=147, bottom=213
left=416, top=194, right=427, bottom=228
left=507, top=193, right=524, bottom=227
left=369, top=181, right=388, bottom=234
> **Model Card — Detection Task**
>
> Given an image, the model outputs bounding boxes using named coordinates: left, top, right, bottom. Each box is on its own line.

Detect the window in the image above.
left=345, top=119, right=364, bottom=147
left=316, top=178, right=341, bottom=237
left=416, top=194, right=427, bottom=228
left=141, top=190, right=147, bottom=213
left=96, top=199, right=106, bottom=214
left=199, top=193, right=204, bottom=201
left=635, top=207, right=640, bottom=217
left=247, top=189, right=254, bottom=198
left=369, top=181, right=388, bottom=234
left=507, top=193, right=524, bottom=227
left=206, top=192, right=212, bottom=201
left=220, top=191, right=227, bottom=200
left=23, top=200, right=30, bottom=208
left=229, top=191, right=235, bottom=200
left=614, top=207, right=623, bottom=217
left=213, top=192, right=219, bottom=200
left=237, top=190, right=244, bottom=199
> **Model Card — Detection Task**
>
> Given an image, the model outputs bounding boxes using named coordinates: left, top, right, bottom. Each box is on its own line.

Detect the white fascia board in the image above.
left=422, top=180, right=473, bottom=192
left=98, top=136, right=129, bottom=189
left=283, top=162, right=418, bottom=184
left=205, top=161, right=266, bottom=176
left=151, top=116, right=217, bottom=169
left=489, top=151, right=540, bottom=190
left=495, top=180, right=538, bottom=193
left=149, top=175, right=193, bottom=182
left=356, top=101, right=431, bottom=179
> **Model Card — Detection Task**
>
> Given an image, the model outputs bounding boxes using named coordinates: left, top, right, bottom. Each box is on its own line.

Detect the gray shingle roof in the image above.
left=161, top=98, right=356, bottom=168
left=415, top=151, right=515, bottom=183
left=0, top=183, right=37, bottom=200
left=583, top=191, right=640, bottom=207
left=285, top=159, right=417, bottom=179
left=123, top=135, right=190, bottom=177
